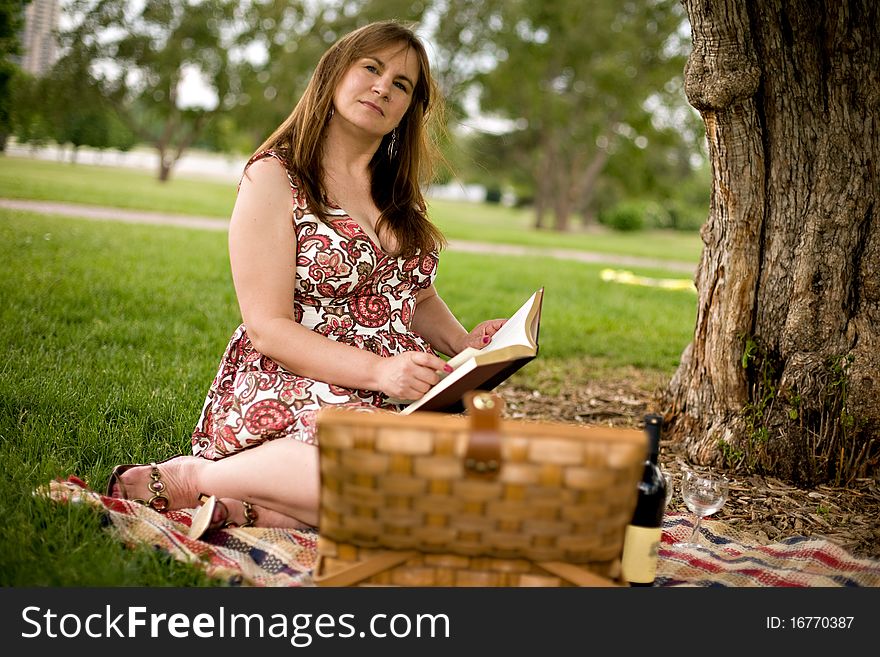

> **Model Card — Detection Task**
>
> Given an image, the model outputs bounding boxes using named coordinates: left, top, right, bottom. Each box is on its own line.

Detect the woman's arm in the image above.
left=227, top=158, right=449, bottom=401
left=411, top=285, right=506, bottom=357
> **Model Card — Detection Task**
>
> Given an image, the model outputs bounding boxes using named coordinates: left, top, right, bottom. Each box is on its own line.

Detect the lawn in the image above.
left=0, top=207, right=697, bottom=585
left=0, top=154, right=704, bottom=265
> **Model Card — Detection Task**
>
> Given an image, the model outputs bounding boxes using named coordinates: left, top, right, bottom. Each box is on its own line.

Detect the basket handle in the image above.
left=463, top=391, right=504, bottom=479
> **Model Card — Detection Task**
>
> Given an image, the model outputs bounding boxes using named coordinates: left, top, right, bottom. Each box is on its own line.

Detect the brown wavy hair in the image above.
left=254, top=20, right=447, bottom=258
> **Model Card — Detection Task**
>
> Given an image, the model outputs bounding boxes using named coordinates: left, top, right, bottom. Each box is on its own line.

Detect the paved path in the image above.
left=1, top=197, right=696, bottom=273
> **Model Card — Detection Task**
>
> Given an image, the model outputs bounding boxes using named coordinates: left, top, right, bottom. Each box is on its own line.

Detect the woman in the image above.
left=107, top=20, right=505, bottom=532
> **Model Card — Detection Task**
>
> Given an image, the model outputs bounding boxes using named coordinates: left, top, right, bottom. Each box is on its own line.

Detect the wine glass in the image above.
left=674, top=469, right=728, bottom=549
left=662, top=471, right=673, bottom=510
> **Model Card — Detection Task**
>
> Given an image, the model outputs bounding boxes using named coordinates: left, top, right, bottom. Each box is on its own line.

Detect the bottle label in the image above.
left=620, top=524, right=662, bottom=584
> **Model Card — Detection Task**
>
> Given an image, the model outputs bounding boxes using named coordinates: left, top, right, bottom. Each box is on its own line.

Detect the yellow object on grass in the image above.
left=600, top=268, right=696, bottom=293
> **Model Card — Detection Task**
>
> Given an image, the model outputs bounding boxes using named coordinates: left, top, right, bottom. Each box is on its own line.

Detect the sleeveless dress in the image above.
left=191, top=151, right=439, bottom=460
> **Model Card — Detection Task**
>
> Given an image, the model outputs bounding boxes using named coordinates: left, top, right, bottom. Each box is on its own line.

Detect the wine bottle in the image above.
left=620, top=413, right=667, bottom=586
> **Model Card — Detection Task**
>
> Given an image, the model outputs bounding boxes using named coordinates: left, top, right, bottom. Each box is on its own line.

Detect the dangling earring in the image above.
left=387, top=128, right=399, bottom=159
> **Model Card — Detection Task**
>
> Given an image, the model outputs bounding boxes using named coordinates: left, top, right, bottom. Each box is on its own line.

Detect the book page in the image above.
left=480, top=288, right=541, bottom=352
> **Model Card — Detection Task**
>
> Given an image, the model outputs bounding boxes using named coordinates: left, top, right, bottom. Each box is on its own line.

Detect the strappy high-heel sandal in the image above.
left=189, top=494, right=258, bottom=539
left=106, top=459, right=175, bottom=512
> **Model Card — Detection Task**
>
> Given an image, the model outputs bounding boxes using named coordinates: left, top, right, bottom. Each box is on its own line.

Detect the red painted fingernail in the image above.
left=444, top=364, right=453, bottom=373
left=482, top=336, right=490, bottom=344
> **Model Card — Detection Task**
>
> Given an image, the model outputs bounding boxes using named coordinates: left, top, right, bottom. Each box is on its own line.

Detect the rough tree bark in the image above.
left=665, top=0, right=879, bottom=485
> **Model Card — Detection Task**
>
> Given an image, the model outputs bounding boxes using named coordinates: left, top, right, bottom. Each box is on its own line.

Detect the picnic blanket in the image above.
left=42, top=476, right=318, bottom=587
left=41, top=476, right=880, bottom=587
left=657, top=513, right=880, bottom=587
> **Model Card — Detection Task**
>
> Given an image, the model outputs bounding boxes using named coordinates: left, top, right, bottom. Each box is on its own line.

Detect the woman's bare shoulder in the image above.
left=240, top=152, right=296, bottom=192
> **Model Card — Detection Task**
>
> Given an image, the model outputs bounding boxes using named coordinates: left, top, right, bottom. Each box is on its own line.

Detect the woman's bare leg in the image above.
left=212, top=498, right=312, bottom=530
left=110, top=439, right=320, bottom=527
left=197, top=439, right=320, bottom=527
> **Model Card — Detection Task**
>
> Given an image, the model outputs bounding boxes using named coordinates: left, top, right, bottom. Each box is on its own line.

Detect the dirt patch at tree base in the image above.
left=497, top=380, right=880, bottom=561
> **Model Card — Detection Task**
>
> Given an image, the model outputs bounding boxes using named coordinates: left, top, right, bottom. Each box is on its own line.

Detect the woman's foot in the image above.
left=190, top=494, right=312, bottom=538
left=107, top=455, right=203, bottom=511
left=218, top=498, right=312, bottom=530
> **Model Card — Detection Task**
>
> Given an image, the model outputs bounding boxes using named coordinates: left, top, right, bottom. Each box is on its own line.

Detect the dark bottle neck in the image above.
left=644, top=414, right=662, bottom=465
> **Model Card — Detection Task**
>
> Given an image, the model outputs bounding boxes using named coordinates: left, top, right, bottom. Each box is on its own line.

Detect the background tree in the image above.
left=665, top=0, right=879, bottom=485
left=60, top=0, right=243, bottom=181
left=37, top=48, right=136, bottom=161
left=225, top=0, right=330, bottom=151
left=0, top=0, right=30, bottom=151
left=425, top=0, right=509, bottom=123
left=451, top=0, right=692, bottom=230
left=7, top=71, right=52, bottom=149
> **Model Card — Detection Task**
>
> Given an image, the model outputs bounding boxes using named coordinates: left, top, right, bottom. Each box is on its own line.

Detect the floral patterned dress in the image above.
left=191, top=151, right=439, bottom=460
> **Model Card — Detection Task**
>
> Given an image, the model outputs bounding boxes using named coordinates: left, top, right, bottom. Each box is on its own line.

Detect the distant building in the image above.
left=20, top=0, right=60, bottom=76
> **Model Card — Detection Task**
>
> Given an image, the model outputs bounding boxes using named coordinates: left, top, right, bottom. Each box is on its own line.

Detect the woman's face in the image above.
left=332, top=42, right=421, bottom=140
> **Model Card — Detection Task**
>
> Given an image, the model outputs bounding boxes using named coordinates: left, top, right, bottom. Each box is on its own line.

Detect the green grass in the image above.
left=0, top=208, right=696, bottom=586
left=0, top=154, right=704, bottom=265
left=428, top=198, right=703, bottom=263
left=0, top=152, right=239, bottom=217
left=1, top=210, right=237, bottom=585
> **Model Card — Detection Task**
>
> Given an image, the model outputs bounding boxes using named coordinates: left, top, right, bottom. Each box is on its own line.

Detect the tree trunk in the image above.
left=158, top=157, right=173, bottom=183
left=573, top=147, right=610, bottom=228
left=542, top=129, right=574, bottom=232
left=665, top=0, right=879, bottom=485
left=532, top=201, right=547, bottom=230
left=552, top=163, right=572, bottom=232
left=532, top=136, right=555, bottom=229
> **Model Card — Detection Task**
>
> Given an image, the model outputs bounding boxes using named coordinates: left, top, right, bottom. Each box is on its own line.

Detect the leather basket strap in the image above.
left=463, top=392, right=504, bottom=480
left=313, top=551, right=418, bottom=587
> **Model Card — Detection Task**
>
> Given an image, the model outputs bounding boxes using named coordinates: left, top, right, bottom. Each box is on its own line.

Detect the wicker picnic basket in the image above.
left=313, top=392, right=647, bottom=586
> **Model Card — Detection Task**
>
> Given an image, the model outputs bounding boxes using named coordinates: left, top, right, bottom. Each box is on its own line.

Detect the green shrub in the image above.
left=484, top=186, right=502, bottom=204
left=599, top=200, right=646, bottom=232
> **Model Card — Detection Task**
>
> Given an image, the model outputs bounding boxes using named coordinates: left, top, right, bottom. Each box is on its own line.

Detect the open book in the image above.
left=399, top=287, right=544, bottom=414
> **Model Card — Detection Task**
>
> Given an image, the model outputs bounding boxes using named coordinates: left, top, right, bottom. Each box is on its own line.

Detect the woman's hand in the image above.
left=460, top=319, right=507, bottom=352
left=375, top=351, right=453, bottom=400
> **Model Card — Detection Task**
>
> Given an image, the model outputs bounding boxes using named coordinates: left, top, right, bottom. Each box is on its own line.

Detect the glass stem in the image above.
left=688, top=514, right=703, bottom=545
